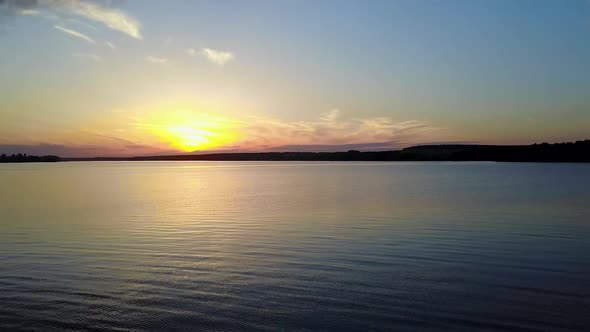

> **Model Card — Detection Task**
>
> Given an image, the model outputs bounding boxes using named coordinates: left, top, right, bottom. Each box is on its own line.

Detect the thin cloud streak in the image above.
left=145, top=56, right=168, bottom=64
left=264, top=142, right=402, bottom=152
left=71, top=53, right=102, bottom=62
left=54, top=24, right=95, bottom=43
left=18, top=8, right=40, bottom=15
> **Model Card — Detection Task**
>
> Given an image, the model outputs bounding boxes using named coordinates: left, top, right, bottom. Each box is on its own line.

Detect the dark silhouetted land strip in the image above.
left=59, top=140, right=590, bottom=163
left=3, top=140, right=589, bottom=163
left=0, top=153, right=61, bottom=163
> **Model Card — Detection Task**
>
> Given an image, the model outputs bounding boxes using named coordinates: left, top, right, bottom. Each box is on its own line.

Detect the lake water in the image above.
left=1, top=161, right=589, bottom=331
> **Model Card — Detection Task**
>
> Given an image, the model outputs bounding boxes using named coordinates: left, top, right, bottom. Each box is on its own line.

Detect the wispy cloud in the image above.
left=71, top=53, right=102, bottom=62
left=49, top=0, right=142, bottom=40
left=105, top=41, right=115, bottom=49
left=0, top=106, right=449, bottom=156
left=54, top=25, right=95, bottom=44
left=200, top=48, right=234, bottom=66
left=145, top=56, right=168, bottom=65
left=2, top=0, right=142, bottom=39
left=237, top=109, right=442, bottom=150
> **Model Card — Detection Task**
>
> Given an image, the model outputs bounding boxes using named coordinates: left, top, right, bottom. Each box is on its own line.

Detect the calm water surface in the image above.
left=1, top=161, right=589, bottom=331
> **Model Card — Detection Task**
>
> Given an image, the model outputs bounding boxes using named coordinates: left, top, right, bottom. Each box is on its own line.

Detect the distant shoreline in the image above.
left=2, top=140, right=589, bottom=163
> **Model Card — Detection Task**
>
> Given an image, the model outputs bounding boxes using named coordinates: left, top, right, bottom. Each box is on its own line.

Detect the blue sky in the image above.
left=1, top=0, right=589, bottom=156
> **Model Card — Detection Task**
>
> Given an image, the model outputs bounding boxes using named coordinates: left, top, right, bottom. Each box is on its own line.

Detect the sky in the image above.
left=1, top=0, right=589, bottom=157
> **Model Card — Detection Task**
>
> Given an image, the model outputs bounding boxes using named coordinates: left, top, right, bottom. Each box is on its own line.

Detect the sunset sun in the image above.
left=137, top=111, right=240, bottom=152
left=162, top=125, right=232, bottom=152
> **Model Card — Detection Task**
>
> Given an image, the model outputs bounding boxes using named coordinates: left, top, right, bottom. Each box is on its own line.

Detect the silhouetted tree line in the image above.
left=6, top=140, right=590, bottom=163
left=66, top=139, right=590, bottom=162
left=0, top=153, right=61, bottom=163
left=402, top=140, right=590, bottom=162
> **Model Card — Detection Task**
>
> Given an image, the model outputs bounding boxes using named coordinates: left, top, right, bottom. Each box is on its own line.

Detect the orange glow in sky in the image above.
left=135, top=111, right=241, bottom=152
